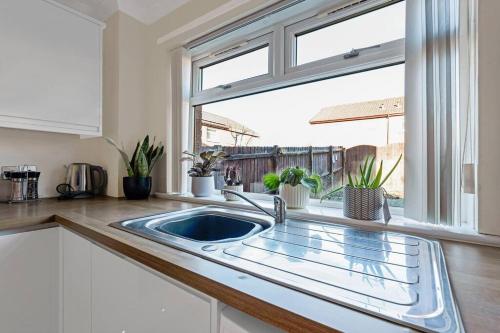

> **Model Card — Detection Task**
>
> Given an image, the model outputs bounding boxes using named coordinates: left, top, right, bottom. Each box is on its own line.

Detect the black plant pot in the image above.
left=123, top=176, right=152, bottom=200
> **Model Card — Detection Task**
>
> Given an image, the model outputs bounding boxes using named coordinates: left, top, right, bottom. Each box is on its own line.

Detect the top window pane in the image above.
left=201, top=46, right=269, bottom=90
left=296, top=1, right=406, bottom=66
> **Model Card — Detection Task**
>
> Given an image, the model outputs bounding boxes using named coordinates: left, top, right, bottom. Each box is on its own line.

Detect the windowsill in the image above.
left=155, top=191, right=500, bottom=248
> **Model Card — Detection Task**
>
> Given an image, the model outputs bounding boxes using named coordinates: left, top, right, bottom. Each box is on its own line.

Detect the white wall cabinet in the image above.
left=0, top=0, right=103, bottom=136
left=0, top=228, right=60, bottom=333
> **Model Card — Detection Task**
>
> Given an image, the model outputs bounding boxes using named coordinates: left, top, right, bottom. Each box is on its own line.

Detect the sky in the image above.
left=201, top=1, right=406, bottom=148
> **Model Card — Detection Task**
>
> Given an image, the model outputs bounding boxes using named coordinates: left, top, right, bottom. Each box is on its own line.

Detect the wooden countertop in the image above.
left=1, top=197, right=499, bottom=332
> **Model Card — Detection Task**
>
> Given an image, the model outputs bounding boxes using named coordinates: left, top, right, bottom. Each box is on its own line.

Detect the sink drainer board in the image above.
left=111, top=206, right=464, bottom=333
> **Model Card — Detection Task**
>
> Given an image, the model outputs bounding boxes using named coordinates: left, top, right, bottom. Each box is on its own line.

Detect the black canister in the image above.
left=26, top=171, right=40, bottom=200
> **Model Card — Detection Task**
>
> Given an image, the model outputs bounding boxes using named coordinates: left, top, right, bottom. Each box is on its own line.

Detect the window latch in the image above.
left=210, top=42, right=249, bottom=58
left=216, top=84, right=232, bottom=90
left=343, top=44, right=381, bottom=59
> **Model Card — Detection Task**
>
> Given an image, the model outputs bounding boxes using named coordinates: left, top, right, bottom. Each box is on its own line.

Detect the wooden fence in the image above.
left=204, top=145, right=344, bottom=193
left=202, top=143, right=404, bottom=197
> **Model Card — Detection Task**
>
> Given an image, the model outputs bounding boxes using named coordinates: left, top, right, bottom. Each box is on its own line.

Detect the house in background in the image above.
left=195, top=110, right=259, bottom=149
left=310, top=96, right=405, bottom=147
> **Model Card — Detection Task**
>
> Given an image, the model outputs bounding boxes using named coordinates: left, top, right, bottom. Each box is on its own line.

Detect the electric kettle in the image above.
left=57, top=163, right=107, bottom=199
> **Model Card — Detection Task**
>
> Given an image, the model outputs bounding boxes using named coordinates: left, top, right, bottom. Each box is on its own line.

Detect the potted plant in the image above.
left=105, top=135, right=164, bottom=200
left=182, top=150, right=227, bottom=197
left=263, top=166, right=322, bottom=209
left=223, top=165, right=243, bottom=201
left=321, top=154, right=402, bottom=221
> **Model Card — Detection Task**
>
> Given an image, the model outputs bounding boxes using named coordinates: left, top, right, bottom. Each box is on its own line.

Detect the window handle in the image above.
left=216, top=84, right=232, bottom=90
left=317, top=0, right=365, bottom=19
left=210, top=42, right=249, bottom=58
left=343, top=44, right=381, bottom=59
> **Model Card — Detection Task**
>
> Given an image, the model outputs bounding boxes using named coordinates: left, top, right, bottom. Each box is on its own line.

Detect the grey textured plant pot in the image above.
left=343, top=186, right=384, bottom=220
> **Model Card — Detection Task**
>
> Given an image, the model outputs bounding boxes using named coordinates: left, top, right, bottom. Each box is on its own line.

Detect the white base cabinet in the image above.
left=1, top=227, right=278, bottom=333
left=92, top=244, right=211, bottom=333
left=61, top=228, right=212, bottom=333
left=62, top=228, right=92, bottom=333
left=0, top=228, right=60, bottom=333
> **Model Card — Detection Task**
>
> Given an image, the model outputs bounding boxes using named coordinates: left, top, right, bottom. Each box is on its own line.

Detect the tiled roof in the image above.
left=309, top=97, right=404, bottom=125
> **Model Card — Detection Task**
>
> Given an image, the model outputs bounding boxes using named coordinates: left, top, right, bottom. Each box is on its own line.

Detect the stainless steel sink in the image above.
left=111, top=206, right=274, bottom=245
left=110, top=206, right=463, bottom=333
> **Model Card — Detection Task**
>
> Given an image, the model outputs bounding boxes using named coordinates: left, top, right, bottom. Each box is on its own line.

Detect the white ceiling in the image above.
left=53, top=0, right=191, bottom=24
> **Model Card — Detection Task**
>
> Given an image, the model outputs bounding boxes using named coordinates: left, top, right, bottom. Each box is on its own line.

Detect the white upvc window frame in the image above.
left=178, top=0, right=407, bottom=215
left=284, top=0, right=405, bottom=73
left=190, top=0, right=405, bottom=106
left=191, top=32, right=275, bottom=102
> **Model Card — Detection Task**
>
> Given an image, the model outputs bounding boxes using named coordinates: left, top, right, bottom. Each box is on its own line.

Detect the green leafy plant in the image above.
left=105, top=136, right=164, bottom=177
left=181, top=150, right=228, bottom=177
left=263, top=166, right=322, bottom=194
left=321, top=154, right=402, bottom=201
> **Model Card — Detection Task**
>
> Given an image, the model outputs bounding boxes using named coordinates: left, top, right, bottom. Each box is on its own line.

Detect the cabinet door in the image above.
left=0, top=228, right=60, bottom=333
left=0, top=0, right=102, bottom=135
left=62, top=228, right=92, bottom=333
left=91, top=244, right=211, bottom=333
left=91, top=244, right=140, bottom=333
left=134, top=265, right=212, bottom=333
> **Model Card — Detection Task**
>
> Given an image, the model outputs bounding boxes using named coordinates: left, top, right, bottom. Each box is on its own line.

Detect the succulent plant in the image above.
left=321, top=154, right=402, bottom=201
left=263, top=166, right=322, bottom=194
left=181, top=150, right=228, bottom=177
left=105, top=135, right=164, bottom=177
left=224, top=166, right=242, bottom=186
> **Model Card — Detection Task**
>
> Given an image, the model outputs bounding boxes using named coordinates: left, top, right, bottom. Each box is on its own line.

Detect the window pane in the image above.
left=194, top=64, right=405, bottom=207
left=296, top=2, right=406, bottom=65
left=202, top=46, right=269, bottom=90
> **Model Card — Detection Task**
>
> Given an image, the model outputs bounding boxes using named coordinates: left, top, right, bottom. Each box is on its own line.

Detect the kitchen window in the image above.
left=195, top=64, right=406, bottom=208
left=170, top=0, right=476, bottom=229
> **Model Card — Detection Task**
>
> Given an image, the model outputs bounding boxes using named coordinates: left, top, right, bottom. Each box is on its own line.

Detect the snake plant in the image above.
left=263, top=166, right=322, bottom=195
left=321, top=154, right=402, bottom=201
left=105, top=135, right=164, bottom=177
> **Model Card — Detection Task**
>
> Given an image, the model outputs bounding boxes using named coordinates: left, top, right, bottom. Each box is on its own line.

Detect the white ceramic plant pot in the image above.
left=191, top=176, right=214, bottom=197
left=279, top=183, right=310, bottom=209
left=223, top=184, right=244, bottom=201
